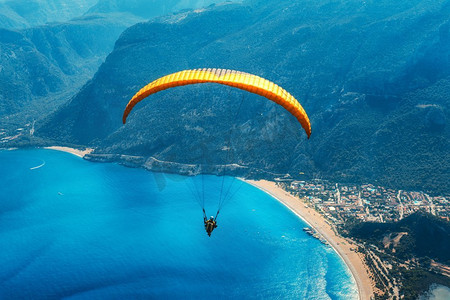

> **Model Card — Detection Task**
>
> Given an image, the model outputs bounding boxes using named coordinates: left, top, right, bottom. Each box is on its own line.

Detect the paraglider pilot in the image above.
left=204, top=216, right=218, bottom=237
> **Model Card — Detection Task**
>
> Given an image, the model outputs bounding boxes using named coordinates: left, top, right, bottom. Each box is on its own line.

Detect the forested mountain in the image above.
left=0, top=14, right=138, bottom=128
left=35, top=0, right=450, bottom=195
left=345, top=212, right=450, bottom=299
left=1, top=0, right=226, bottom=133
left=347, top=212, right=450, bottom=264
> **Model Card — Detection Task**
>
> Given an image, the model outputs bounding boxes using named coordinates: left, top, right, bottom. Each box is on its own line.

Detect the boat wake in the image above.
left=30, top=160, right=45, bottom=170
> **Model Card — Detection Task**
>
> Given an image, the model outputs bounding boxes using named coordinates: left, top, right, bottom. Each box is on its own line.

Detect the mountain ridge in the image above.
left=25, top=0, right=450, bottom=195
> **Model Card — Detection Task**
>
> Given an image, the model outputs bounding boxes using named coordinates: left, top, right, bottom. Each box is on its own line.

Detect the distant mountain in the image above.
left=0, top=0, right=98, bottom=29
left=1, top=1, right=228, bottom=132
left=87, top=0, right=222, bottom=19
left=0, top=0, right=230, bottom=30
left=0, top=14, right=139, bottom=129
left=34, top=0, right=450, bottom=194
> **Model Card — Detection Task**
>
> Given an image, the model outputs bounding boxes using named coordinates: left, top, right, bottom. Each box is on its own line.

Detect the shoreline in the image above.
left=43, top=146, right=94, bottom=158
left=26, top=147, right=374, bottom=298
left=15, top=146, right=374, bottom=300
left=243, top=179, right=374, bottom=300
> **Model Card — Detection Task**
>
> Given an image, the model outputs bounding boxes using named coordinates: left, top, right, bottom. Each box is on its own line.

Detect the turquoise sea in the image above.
left=0, top=149, right=357, bottom=299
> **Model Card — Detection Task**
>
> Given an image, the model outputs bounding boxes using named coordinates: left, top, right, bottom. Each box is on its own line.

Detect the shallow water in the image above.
left=0, top=149, right=357, bottom=299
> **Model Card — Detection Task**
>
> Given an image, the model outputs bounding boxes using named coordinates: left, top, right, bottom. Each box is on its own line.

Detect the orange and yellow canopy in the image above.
left=123, top=68, right=311, bottom=138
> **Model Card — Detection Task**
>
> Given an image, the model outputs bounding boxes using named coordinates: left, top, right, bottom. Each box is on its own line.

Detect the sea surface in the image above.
left=0, top=149, right=357, bottom=299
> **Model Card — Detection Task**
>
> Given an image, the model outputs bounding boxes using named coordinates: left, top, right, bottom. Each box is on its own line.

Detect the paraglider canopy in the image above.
left=122, top=68, right=311, bottom=138
left=122, top=68, right=312, bottom=237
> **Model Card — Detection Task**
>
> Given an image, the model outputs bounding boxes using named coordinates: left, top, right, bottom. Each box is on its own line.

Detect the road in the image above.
left=396, top=190, right=404, bottom=219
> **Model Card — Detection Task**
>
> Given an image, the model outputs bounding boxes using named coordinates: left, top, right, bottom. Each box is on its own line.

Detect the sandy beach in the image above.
left=244, top=179, right=374, bottom=300
left=44, top=146, right=93, bottom=158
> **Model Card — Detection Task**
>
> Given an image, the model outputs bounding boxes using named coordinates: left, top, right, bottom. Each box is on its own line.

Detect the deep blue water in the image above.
left=0, top=149, right=357, bottom=299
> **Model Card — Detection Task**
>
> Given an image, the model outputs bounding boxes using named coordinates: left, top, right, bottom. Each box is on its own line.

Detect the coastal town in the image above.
left=274, top=179, right=450, bottom=299
left=284, top=179, right=449, bottom=224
